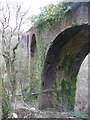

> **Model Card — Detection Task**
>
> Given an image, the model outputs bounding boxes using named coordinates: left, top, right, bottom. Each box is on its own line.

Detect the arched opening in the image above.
left=75, top=53, right=90, bottom=114
left=40, top=24, right=90, bottom=112
left=30, top=34, right=36, bottom=58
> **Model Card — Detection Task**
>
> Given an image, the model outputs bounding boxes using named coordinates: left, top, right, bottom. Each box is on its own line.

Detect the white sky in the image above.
left=1, top=0, right=89, bottom=31
left=22, top=0, right=63, bottom=30
left=1, top=0, right=62, bottom=15
left=22, top=0, right=63, bottom=15
left=1, top=0, right=62, bottom=31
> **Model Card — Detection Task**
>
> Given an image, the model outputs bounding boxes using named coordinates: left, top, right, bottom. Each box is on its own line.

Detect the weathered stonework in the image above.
left=26, top=2, right=90, bottom=114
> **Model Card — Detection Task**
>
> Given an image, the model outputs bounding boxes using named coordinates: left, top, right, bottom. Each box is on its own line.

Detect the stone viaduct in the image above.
left=25, top=2, right=90, bottom=114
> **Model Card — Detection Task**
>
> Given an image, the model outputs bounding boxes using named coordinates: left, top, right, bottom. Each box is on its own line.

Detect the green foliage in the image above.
left=30, top=2, right=68, bottom=30
left=30, top=2, right=81, bottom=30
left=36, top=31, right=45, bottom=89
left=52, top=74, right=77, bottom=111
left=60, top=76, right=77, bottom=111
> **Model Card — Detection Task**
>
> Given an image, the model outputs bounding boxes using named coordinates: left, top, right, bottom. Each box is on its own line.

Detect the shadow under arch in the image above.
left=30, top=34, right=36, bottom=58
left=39, top=24, right=90, bottom=112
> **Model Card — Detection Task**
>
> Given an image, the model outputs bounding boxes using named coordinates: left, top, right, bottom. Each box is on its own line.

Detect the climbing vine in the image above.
left=36, top=31, right=46, bottom=93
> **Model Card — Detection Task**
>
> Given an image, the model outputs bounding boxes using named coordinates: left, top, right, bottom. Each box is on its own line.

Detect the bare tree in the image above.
left=0, top=1, right=29, bottom=102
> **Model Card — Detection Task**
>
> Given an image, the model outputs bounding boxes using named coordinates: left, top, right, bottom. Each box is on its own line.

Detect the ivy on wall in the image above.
left=36, top=31, right=46, bottom=92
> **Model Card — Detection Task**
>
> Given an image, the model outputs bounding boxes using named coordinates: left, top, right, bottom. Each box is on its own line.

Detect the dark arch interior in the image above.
left=43, top=24, right=89, bottom=89
left=42, top=24, right=90, bottom=111
left=30, top=34, right=36, bottom=58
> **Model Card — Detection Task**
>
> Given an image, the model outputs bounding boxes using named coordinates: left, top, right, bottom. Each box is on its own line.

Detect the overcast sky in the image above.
left=23, top=0, right=62, bottom=15
left=1, top=0, right=88, bottom=31
left=1, top=0, right=62, bottom=15
left=22, top=0, right=63, bottom=29
left=1, top=0, right=62, bottom=30
left=21, top=0, right=62, bottom=30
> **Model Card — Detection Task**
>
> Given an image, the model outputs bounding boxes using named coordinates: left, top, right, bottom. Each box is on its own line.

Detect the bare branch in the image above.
left=0, top=0, right=29, bottom=103
left=13, top=42, right=20, bottom=52
left=4, top=2, right=11, bottom=29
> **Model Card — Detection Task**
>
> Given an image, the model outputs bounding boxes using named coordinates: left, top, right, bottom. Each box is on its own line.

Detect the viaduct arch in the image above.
left=26, top=2, right=90, bottom=114
left=40, top=24, right=90, bottom=112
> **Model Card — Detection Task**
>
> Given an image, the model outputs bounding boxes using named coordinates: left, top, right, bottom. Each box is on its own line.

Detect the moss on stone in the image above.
left=36, top=31, right=46, bottom=93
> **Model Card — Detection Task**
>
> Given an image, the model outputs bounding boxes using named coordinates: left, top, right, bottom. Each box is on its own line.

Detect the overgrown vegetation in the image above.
left=30, top=2, right=68, bottom=30
left=0, top=1, right=89, bottom=118
left=53, top=75, right=77, bottom=112
left=30, top=2, right=80, bottom=30
left=36, top=31, right=46, bottom=101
